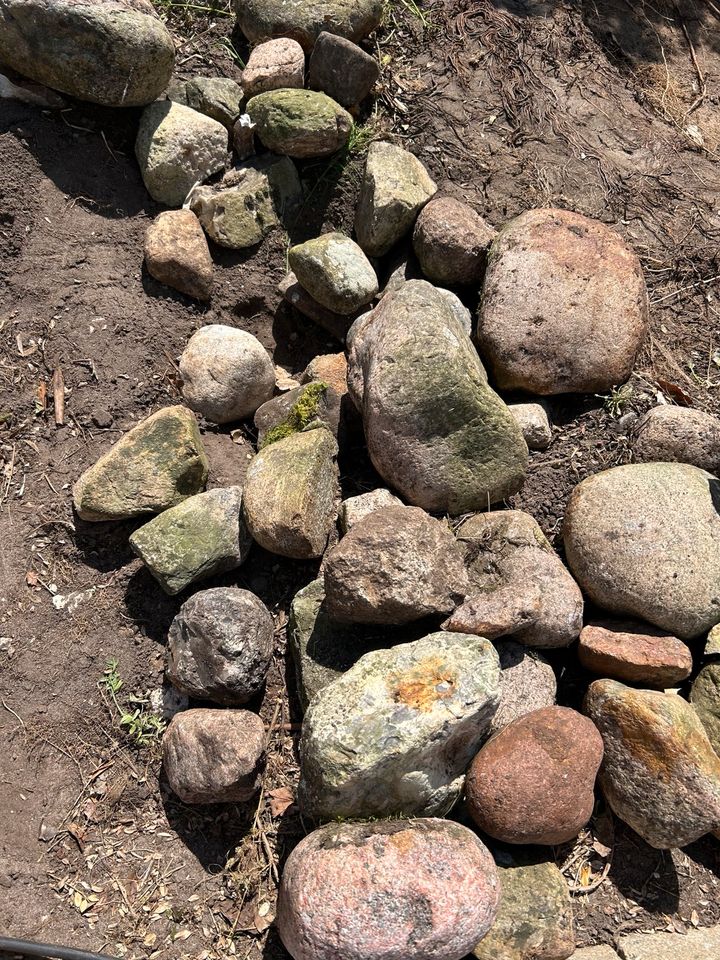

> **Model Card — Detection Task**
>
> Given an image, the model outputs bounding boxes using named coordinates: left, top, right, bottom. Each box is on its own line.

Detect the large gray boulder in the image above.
left=347, top=280, right=528, bottom=514
left=235, top=0, right=384, bottom=51
left=564, top=462, right=720, bottom=639
left=0, top=0, right=174, bottom=107
left=298, top=631, right=500, bottom=821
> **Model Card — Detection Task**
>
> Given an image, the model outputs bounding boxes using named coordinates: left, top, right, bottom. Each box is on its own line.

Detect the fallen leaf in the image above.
left=268, top=786, right=295, bottom=817
left=592, top=840, right=612, bottom=858
left=25, top=570, right=38, bottom=587
left=656, top=378, right=693, bottom=406
left=579, top=863, right=592, bottom=887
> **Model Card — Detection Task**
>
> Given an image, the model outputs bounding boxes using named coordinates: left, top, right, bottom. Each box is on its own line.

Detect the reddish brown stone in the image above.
left=466, top=706, right=603, bottom=845
left=144, top=209, right=213, bottom=301
left=579, top=621, right=692, bottom=687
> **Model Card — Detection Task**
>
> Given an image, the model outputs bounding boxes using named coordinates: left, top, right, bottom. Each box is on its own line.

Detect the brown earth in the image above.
left=1, top=0, right=720, bottom=958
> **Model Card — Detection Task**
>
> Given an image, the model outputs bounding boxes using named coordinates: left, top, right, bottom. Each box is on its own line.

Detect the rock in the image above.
left=301, top=353, right=348, bottom=395
left=184, top=76, right=244, bottom=129
left=148, top=683, right=188, bottom=720
left=308, top=31, right=379, bottom=108
left=354, top=142, right=437, bottom=257
left=0, top=0, right=175, bottom=107
left=241, top=38, right=305, bottom=97
left=235, top=0, right=384, bottom=51
left=179, top=325, right=275, bottom=425
left=466, top=706, right=603, bottom=845
left=288, top=233, right=378, bottom=314
left=73, top=405, right=208, bottom=521
left=563, top=462, right=720, bottom=640
left=491, top=640, right=557, bottom=736
left=619, top=927, right=720, bottom=960
left=339, top=488, right=402, bottom=532
left=188, top=157, right=302, bottom=249
left=323, top=505, right=468, bottom=624
left=477, top=208, right=649, bottom=394
left=298, top=631, right=500, bottom=820
left=446, top=511, right=583, bottom=648
left=584, top=679, right=720, bottom=848
left=472, top=861, right=574, bottom=960
left=243, top=428, right=339, bottom=558
left=136, top=101, right=228, bottom=207
left=579, top=621, right=693, bottom=688
left=255, top=382, right=341, bottom=447
left=246, top=89, right=353, bottom=158
left=162, top=708, right=264, bottom=804
left=706, top=624, right=720, bottom=656
left=691, top=664, right=720, bottom=755
left=508, top=402, right=553, bottom=451
left=129, top=486, right=251, bottom=595
left=288, top=579, right=383, bottom=711
left=144, top=210, right=213, bottom=301
left=278, top=272, right=358, bottom=341
left=632, top=405, right=720, bottom=474
left=347, top=280, right=528, bottom=513
left=413, top=197, right=496, bottom=287
left=166, top=587, right=274, bottom=705
left=569, top=948, right=618, bottom=960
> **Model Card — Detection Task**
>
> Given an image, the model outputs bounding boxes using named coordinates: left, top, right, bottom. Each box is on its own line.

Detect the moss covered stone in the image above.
left=260, top=382, right=329, bottom=449
left=235, top=0, right=384, bottom=51
left=246, top=89, right=353, bottom=158
left=288, top=233, right=378, bottom=314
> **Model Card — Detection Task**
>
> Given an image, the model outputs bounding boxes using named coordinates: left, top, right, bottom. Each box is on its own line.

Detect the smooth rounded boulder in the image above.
left=477, top=208, right=648, bottom=394
left=632, top=405, right=720, bottom=474
left=0, top=0, right=175, bottom=107
left=288, top=233, right=378, bottom=314
left=246, top=89, right=353, bottom=158
left=241, top=38, right=305, bottom=97
left=585, top=679, right=720, bottom=848
left=235, top=0, right=383, bottom=51
left=466, top=706, right=603, bottom=845
left=347, top=280, right=528, bottom=514
left=564, top=462, right=720, bottom=640
left=413, top=196, right=496, bottom=286
left=276, top=819, right=500, bottom=960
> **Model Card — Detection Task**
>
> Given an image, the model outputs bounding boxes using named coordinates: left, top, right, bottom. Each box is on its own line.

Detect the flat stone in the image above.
left=241, top=38, right=305, bottom=98
left=564, top=462, right=720, bottom=640
left=339, top=488, right=402, bottom=532
left=618, top=928, right=720, bottom=960
left=477, top=208, right=649, bottom=394
left=298, top=632, right=500, bottom=820
left=632, top=405, right=720, bottom=474
left=144, top=210, right=213, bottom=301
left=579, top=621, right=693, bottom=687
left=691, top=663, right=720, bottom=755
left=183, top=76, right=243, bottom=129
left=73, top=405, right=208, bottom=521
left=288, top=232, right=378, bottom=314
left=166, top=587, right=274, bottom=705
left=584, top=680, right=720, bottom=848
left=508, top=402, right=553, bottom=451
left=491, top=640, right=557, bottom=736
left=413, top=196, right=496, bottom=286
left=162, top=708, right=264, bottom=804
left=355, top=142, right=437, bottom=257
left=466, top=706, right=603, bottom=845
left=276, top=820, right=500, bottom=960
left=323, top=505, right=469, bottom=624
left=129, top=486, right=251, bottom=595
left=308, top=31, right=379, bottom=107
left=136, top=101, right=228, bottom=207
left=246, top=89, right=353, bottom=158
left=235, top=0, right=384, bottom=51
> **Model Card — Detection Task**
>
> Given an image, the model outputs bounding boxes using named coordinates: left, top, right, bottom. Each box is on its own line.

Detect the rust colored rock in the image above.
left=466, top=706, right=603, bottom=845
left=579, top=621, right=692, bottom=688
left=144, top=209, right=213, bottom=301
left=276, top=819, right=500, bottom=960
left=413, top=196, right=496, bottom=287
left=301, top=352, right=348, bottom=396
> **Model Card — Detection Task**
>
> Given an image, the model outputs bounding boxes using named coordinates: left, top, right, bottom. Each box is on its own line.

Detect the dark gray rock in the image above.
left=308, top=31, right=379, bottom=107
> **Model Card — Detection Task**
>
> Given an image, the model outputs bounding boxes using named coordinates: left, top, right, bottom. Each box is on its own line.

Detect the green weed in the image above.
left=598, top=384, right=633, bottom=419
left=99, top=658, right=166, bottom=748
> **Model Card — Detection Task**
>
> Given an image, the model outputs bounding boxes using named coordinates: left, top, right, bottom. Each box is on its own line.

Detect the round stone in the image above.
left=241, top=37, right=306, bottom=97
left=632, top=405, right=720, bottom=474
left=288, top=233, right=379, bottom=314
left=235, top=0, right=384, bottom=51
left=413, top=196, right=496, bottom=286
left=246, top=89, right=353, bottom=159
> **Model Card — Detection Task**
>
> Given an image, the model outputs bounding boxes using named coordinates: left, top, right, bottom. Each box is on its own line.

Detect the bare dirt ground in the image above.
left=1, top=0, right=720, bottom=957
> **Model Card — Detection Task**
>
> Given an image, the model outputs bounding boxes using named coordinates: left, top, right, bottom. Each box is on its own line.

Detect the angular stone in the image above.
left=184, top=76, right=243, bottom=129
left=632, top=405, right=720, bottom=474
left=413, top=196, right=496, bottom=287
left=235, top=0, right=384, bottom=51
left=579, top=621, right=692, bottom=688
left=246, top=89, right=353, bottom=158
left=308, top=31, right=379, bottom=107
left=144, top=210, right=213, bottom=301
left=0, top=0, right=174, bottom=107
left=241, top=38, right=305, bottom=98
left=298, top=631, right=500, bottom=820
left=584, top=679, right=720, bottom=848
left=162, top=708, right=264, bottom=804
left=446, top=511, right=583, bottom=648
left=355, top=142, right=437, bottom=257
left=278, top=272, right=358, bottom=340
left=706, top=624, right=720, bottom=656
left=339, top=488, right=402, bottom=532
left=466, top=706, right=603, bottom=845
left=73, top=405, right=208, bottom=521
left=477, top=208, right=649, bottom=394
left=564, top=463, right=720, bottom=639
left=166, top=587, right=274, bottom=705
left=508, top=402, right=553, bottom=451
left=242, top=428, right=339, bottom=559
left=691, top=663, right=720, bottom=755
left=619, top=927, right=720, bottom=960
left=491, top=640, right=557, bottom=737
left=323, top=505, right=469, bottom=624
left=472, top=861, right=574, bottom=960
left=136, top=101, right=228, bottom=207
left=288, top=233, right=378, bottom=315
left=129, top=486, right=251, bottom=595
left=255, top=382, right=341, bottom=446
left=347, top=280, right=528, bottom=514
left=301, top=353, right=348, bottom=395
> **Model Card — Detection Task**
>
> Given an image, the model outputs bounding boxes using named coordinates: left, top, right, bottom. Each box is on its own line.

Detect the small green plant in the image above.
left=100, top=659, right=166, bottom=747
left=216, top=36, right=245, bottom=68
left=598, top=384, right=633, bottom=419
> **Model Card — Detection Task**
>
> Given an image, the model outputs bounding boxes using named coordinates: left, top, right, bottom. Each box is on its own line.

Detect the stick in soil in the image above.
left=52, top=367, right=65, bottom=425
